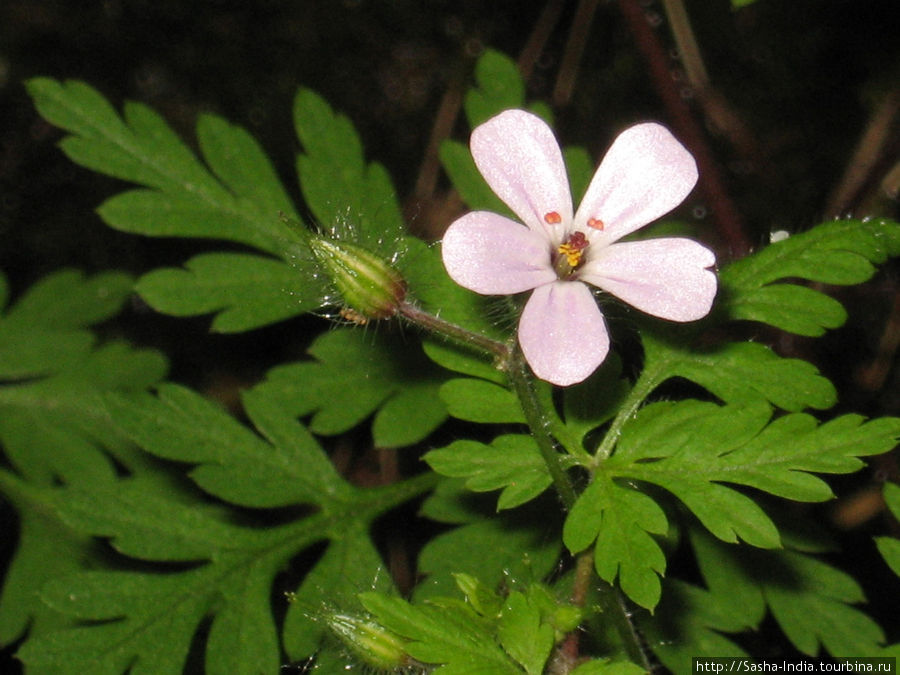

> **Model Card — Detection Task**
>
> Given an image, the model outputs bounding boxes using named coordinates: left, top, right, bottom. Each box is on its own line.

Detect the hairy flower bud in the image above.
left=325, top=611, right=410, bottom=670
left=308, top=236, right=406, bottom=320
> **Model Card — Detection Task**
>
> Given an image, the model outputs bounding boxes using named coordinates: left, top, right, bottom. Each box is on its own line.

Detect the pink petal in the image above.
left=574, top=123, right=698, bottom=244
left=579, top=238, right=717, bottom=321
left=471, top=110, right=573, bottom=239
left=441, top=211, right=557, bottom=295
left=518, top=281, right=610, bottom=386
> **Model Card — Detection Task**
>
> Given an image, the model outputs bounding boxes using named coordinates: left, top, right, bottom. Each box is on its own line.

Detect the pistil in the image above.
left=555, top=231, right=589, bottom=278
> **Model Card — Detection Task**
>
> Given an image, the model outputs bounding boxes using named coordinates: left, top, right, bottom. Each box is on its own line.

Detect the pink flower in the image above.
left=441, top=110, right=717, bottom=386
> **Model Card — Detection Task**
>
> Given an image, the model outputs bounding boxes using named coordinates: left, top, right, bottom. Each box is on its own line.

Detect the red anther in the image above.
left=587, top=217, right=605, bottom=230
left=544, top=211, right=562, bottom=224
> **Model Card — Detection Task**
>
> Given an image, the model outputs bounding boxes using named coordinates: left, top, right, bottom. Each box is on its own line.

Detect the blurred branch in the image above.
left=617, top=0, right=752, bottom=258
left=518, top=0, right=567, bottom=80
left=552, top=0, right=600, bottom=108
left=660, top=0, right=760, bottom=161
left=825, top=89, right=900, bottom=217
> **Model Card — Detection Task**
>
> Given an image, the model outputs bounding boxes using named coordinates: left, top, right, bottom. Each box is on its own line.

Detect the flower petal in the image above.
left=579, top=238, right=717, bottom=321
left=518, top=281, right=610, bottom=386
left=441, top=211, right=557, bottom=295
left=574, top=123, right=698, bottom=244
left=471, top=110, right=573, bottom=239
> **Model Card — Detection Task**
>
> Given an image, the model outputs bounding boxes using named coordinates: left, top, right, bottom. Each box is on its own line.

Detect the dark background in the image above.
left=1, top=0, right=898, bottom=670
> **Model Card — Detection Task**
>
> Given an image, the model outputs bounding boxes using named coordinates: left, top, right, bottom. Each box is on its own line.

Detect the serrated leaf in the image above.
left=688, top=529, right=767, bottom=630
left=293, top=88, right=405, bottom=253
left=0, top=471, right=94, bottom=646
left=283, top=524, right=392, bottom=661
left=762, top=550, right=885, bottom=656
left=439, top=139, right=513, bottom=216
left=105, top=384, right=348, bottom=508
left=15, top=454, right=436, bottom=674
left=415, top=515, right=562, bottom=602
left=875, top=482, right=900, bottom=577
left=464, top=49, right=526, bottom=126
left=26, top=78, right=364, bottom=330
left=498, top=591, right=555, bottom=675
left=135, top=252, right=327, bottom=332
left=720, top=218, right=900, bottom=335
left=424, top=434, right=551, bottom=510
left=562, top=353, right=630, bottom=446
left=439, top=378, right=524, bottom=424
left=27, top=78, right=300, bottom=255
left=359, top=593, right=521, bottom=673
left=255, top=328, right=447, bottom=447
left=611, top=400, right=900, bottom=513
left=643, top=579, right=749, bottom=672
left=0, top=269, right=137, bottom=380
left=196, top=113, right=297, bottom=217
left=564, top=479, right=667, bottom=610
left=0, top=270, right=168, bottom=650
left=643, top=334, right=836, bottom=412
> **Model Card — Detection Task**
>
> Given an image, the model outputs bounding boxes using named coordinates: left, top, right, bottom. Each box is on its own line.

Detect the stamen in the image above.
left=557, top=231, right=589, bottom=269
left=587, top=217, right=605, bottom=230
left=544, top=211, right=562, bottom=225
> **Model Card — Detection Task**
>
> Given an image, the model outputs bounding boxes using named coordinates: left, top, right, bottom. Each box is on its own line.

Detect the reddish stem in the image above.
left=617, top=0, right=752, bottom=259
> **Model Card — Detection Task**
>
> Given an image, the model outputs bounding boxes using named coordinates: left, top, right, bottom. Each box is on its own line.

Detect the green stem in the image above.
left=506, top=351, right=577, bottom=510
left=397, top=301, right=577, bottom=510
left=592, top=364, right=663, bottom=464
left=397, top=302, right=652, bottom=669
left=397, top=301, right=510, bottom=363
left=595, top=581, right=654, bottom=671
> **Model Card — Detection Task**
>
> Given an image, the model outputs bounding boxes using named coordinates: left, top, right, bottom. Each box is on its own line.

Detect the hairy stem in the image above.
left=397, top=301, right=511, bottom=363
left=506, top=352, right=578, bottom=510
left=593, top=364, right=662, bottom=463
left=398, top=300, right=579, bottom=509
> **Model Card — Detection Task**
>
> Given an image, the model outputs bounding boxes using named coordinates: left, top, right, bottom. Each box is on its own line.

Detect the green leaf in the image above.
left=27, top=78, right=300, bottom=254
left=293, top=88, right=405, bottom=253
left=0, top=270, right=168, bottom=648
left=359, top=592, right=522, bottom=673
left=498, top=591, right=555, bottom=675
left=762, top=550, right=885, bottom=656
left=688, top=529, right=767, bottom=630
left=424, top=434, right=551, bottom=510
left=415, top=515, right=562, bottom=602
left=439, top=139, right=512, bottom=216
left=562, top=353, right=630, bottom=447
left=105, top=384, right=349, bottom=508
left=563, top=479, right=667, bottom=610
left=643, top=579, right=749, bottom=671
left=875, top=482, right=900, bottom=577
left=0, top=269, right=135, bottom=380
left=283, top=523, right=392, bottom=661
left=135, top=252, right=327, bottom=331
left=254, top=328, right=448, bottom=448
left=643, top=333, right=837, bottom=412
left=720, top=218, right=900, bottom=335
left=439, top=378, right=524, bottom=424
left=464, top=49, right=526, bottom=127
left=0, top=472, right=94, bottom=646
left=15, top=432, right=436, bottom=674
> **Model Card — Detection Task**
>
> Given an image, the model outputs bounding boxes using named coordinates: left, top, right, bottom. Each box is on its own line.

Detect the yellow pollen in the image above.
left=557, top=232, right=589, bottom=269
left=557, top=243, right=584, bottom=268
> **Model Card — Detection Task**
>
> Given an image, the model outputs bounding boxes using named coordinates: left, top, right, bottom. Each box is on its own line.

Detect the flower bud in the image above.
left=325, top=611, right=410, bottom=670
left=308, top=237, right=406, bottom=320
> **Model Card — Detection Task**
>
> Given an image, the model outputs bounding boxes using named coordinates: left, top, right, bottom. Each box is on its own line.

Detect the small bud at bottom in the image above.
left=325, top=612, right=410, bottom=670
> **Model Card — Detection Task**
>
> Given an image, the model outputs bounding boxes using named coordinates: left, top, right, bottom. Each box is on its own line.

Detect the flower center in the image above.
left=555, top=231, right=589, bottom=278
